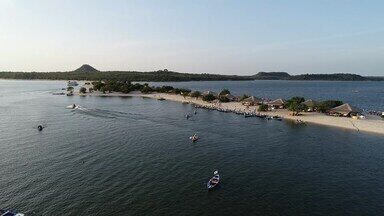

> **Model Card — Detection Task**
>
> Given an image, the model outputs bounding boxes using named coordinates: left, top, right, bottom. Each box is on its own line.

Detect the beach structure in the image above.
left=225, top=94, right=238, bottom=102
left=267, top=98, right=285, bottom=109
left=329, top=103, right=362, bottom=117
left=202, top=91, right=218, bottom=97
left=242, top=96, right=263, bottom=106
left=302, top=99, right=317, bottom=112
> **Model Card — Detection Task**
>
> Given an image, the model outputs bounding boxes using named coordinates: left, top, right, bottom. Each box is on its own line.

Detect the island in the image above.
left=67, top=80, right=384, bottom=136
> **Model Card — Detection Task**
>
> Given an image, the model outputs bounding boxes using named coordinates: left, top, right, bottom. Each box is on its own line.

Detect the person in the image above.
left=72, top=104, right=76, bottom=109
left=37, top=125, right=43, bottom=131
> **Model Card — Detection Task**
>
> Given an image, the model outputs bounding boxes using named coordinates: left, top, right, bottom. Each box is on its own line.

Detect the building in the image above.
left=329, top=103, right=362, bottom=117
left=267, top=98, right=285, bottom=109
left=242, top=96, right=263, bottom=106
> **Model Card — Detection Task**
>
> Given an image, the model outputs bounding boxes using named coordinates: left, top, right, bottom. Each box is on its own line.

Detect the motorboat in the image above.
left=66, top=104, right=78, bottom=109
left=67, top=80, right=79, bottom=87
left=207, top=170, right=220, bottom=190
left=157, top=97, right=165, bottom=101
left=189, top=134, right=199, bottom=142
left=0, top=209, right=24, bottom=216
left=37, top=125, right=43, bottom=131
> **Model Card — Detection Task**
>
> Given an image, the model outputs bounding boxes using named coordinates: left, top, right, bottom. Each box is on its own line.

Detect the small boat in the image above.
left=0, top=209, right=25, bottom=216
left=157, top=97, right=165, bottom=101
left=37, top=125, right=43, bottom=131
left=66, top=104, right=78, bottom=109
left=52, top=92, right=65, bottom=95
left=189, top=134, right=199, bottom=142
left=207, top=170, right=220, bottom=190
left=67, top=80, right=79, bottom=87
left=185, top=114, right=190, bottom=119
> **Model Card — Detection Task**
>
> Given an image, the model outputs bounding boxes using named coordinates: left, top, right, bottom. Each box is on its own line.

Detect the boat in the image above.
left=52, top=92, right=65, bottom=95
left=207, top=170, right=220, bottom=190
left=271, top=115, right=283, bottom=121
left=189, top=134, right=199, bottom=142
left=66, top=92, right=73, bottom=96
left=66, top=104, right=78, bottom=109
left=157, top=97, right=165, bottom=101
left=0, top=209, right=24, bottom=216
left=67, top=80, right=78, bottom=87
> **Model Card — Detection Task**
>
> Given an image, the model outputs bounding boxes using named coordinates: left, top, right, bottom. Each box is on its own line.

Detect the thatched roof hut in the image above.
left=202, top=91, right=218, bottom=97
left=267, top=98, right=285, bottom=107
left=329, top=103, right=362, bottom=116
left=243, top=96, right=262, bottom=103
left=225, top=94, right=238, bottom=101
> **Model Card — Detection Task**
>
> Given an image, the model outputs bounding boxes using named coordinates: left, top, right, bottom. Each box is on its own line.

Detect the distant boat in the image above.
left=66, top=104, right=78, bottom=109
left=157, top=97, right=165, bottom=101
left=207, top=170, right=220, bottom=190
left=67, top=80, right=78, bottom=87
left=352, top=90, right=359, bottom=93
left=52, top=92, right=65, bottom=95
left=0, top=209, right=24, bottom=216
left=189, top=134, right=199, bottom=142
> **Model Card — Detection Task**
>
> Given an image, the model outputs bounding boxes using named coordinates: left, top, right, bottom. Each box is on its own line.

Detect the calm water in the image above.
left=1, top=80, right=384, bottom=216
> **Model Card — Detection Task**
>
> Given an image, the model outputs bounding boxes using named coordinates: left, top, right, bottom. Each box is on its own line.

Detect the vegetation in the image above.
left=190, top=91, right=201, bottom=98
left=258, top=104, right=268, bottom=112
left=219, top=89, right=231, bottom=96
left=239, top=94, right=250, bottom=101
left=79, top=87, right=87, bottom=94
left=0, top=64, right=381, bottom=82
left=202, top=94, right=216, bottom=102
left=67, top=86, right=74, bottom=92
left=315, top=100, right=343, bottom=113
left=286, top=97, right=308, bottom=115
left=218, top=96, right=230, bottom=103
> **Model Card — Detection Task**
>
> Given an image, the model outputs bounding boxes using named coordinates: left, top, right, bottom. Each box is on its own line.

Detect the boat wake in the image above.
left=72, top=106, right=129, bottom=119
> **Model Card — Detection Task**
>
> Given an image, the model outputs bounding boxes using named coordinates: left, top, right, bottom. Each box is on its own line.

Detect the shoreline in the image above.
left=76, top=91, right=384, bottom=136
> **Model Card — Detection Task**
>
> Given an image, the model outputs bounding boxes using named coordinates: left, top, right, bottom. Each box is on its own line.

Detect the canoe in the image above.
left=207, top=171, right=220, bottom=189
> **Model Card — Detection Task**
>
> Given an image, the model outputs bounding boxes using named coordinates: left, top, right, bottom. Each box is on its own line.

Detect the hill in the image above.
left=253, top=72, right=290, bottom=80
left=73, top=64, right=99, bottom=73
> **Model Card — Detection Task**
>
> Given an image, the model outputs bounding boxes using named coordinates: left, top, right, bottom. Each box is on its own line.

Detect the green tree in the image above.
left=67, top=86, right=74, bottom=92
left=141, top=85, right=153, bottom=94
left=258, top=104, right=268, bottom=112
left=79, top=87, right=87, bottom=94
left=239, top=94, right=250, bottom=101
left=219, top=89, right=230, bottom=96
left=286, top=96, right=305, bottom=108
left=202, top=94, right=216, bottom=102
left=218, top=96, right=230, bottom=102
left=287, top=102, right=308, bottom=115
left=190, top=91, right=201, bottom=98
left=316, top=100, right=343, bottom=113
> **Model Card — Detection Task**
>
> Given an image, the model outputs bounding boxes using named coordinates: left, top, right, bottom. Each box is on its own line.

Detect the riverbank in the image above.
left=76, top=91, right=384, bottom=136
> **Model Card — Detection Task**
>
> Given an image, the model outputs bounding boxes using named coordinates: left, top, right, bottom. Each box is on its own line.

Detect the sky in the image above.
left=0, top=0, right=383, bottom=75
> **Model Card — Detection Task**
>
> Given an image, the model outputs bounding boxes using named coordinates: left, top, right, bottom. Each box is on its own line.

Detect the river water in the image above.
left=0, top=80, right=383, bottom=215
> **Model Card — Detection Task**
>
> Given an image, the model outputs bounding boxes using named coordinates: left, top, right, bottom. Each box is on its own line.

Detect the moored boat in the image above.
left=0, top=209, right=24, bottom=216
left=207, top=170, right=220, bottom=190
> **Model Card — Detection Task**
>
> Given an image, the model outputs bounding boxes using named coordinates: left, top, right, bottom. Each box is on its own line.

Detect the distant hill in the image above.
left=73, top=64, right=99, bottom=73
left=253, top=72, right=291, bottom=80
left=288, top=73, right=368, bottom=81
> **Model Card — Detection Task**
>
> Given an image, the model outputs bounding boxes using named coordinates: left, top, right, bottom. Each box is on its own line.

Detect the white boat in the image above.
left=207, top=170, right=220, bottom=190
left=189, top=134, right=199, bottom=142
left=66, top=104, right=78, bottom=109
left=0, top=209, right=24, bottom=216
left=67, top=80, right=78, bottom=87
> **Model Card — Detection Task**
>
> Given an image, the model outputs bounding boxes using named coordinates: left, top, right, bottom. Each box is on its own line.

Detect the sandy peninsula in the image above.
left=75, top=90, right=384, bottom=136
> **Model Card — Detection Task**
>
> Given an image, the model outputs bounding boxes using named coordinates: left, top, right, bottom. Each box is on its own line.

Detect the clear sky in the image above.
left=0, top=0, right=383, bottom=75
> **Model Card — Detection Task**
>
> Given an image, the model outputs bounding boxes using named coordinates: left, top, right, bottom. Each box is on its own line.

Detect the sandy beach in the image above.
left=74, top=90, right=384, bottom=136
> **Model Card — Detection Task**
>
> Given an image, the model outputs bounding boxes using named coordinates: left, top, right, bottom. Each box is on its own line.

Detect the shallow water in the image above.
left=0, top=80, right=384, bottom=215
